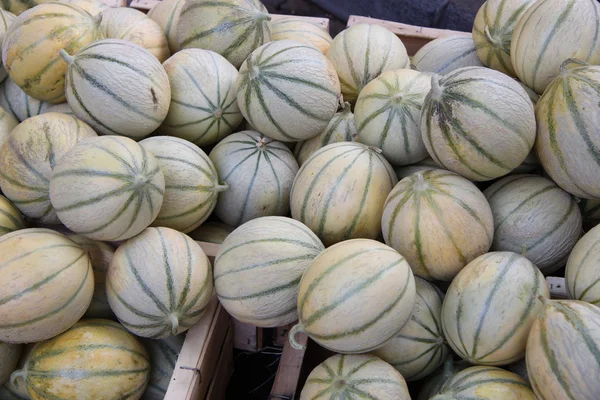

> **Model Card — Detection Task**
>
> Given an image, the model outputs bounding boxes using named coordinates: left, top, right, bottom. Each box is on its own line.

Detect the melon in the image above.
left=429, top=366, right=536, bottom=400
left=68, top=234, right=115, bottom=319
left=566, top=225, right=600, bottom=305
left=0, top=342, right=21, bottom=386
left=355, top=69, right=431, bottom=166
left=0, top=113, right=97, bottom=225
left=535, top=61, right=600, bottom=199
left=139, top=136, right=225, bottom=233
left=142, top=335, right=184, bottom=400
left=382, top=169, right=493, bottom=281
left=0, top=106, right=17, bottom=146
left=237, top=39, right=341, bottom=142
left=270, top=16, right=332, bottom=54
left=472, top=0, right=535, bottom=76
left=0, top=77, right=45, bottom=122
left=413, top=35, right=483, bottom=74
left=209, top=131, right=299, bottom=227
left=61, top=39, right=171, bottom=140
left=394, top=157, right=441, bottom=180
left=49, top=136, right=165, bottom=242
left=13, top=319, right=150, bottom=400
left=442, top=251, right=550, bottom=365
left=2, top=2, right=102, bottom=102
left=417, top=357, right=471, bottom=400
left=290, top=239, right=416, bottom=353
left=509, top=149, right=539, bottom=174
left=371, top=277, right=448, bottom=382
left=100, top=8, right=170, bottom=63
left=106, top=227, right=213, bottom=338
left=291, top=142, right=397, bottom=246
left=188, top=221, right=234, bottom=244
left=0, top=10, right=16, bottom=83
left=0, top=0, right=47, bottom=15
left=177, top=0, right=271, bottom=68
left=484, top=175, right=582, bottom=274
left=0, top=344, right=31, bottom=400
left=0, top=380, right=28, bottom=399
left=526, top=299, right=600, bottom=399
left=293, top=102, right=356, bottom=166
left=511, top=0, right=600, bottom=94
left=58, top=0, right=107, bottom=15
left=518, top=80, right=540, bottom=104
left=0, top=195, right=24, bottom=237
left=300, top=354, right=410, bottom=400
left=160, top=49, right=242, bottom=147
left=326, top=23, right=409, bottom=103
left=40, top=102, right=73, bottom=116
left=581, top=199, right=600, bottom=228
left=147, top=0, right=184, bottom=53
left=421, top=67, right=536, bottom=181
left=215, top=216, right=324, bottom=327
left=0, top=228, right=94, bottom=343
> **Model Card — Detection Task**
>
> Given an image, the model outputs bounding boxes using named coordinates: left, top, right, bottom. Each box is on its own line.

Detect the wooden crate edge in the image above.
left=269, top=329, right=308, bottom=399
left=206, top=326, right=234, bottom=400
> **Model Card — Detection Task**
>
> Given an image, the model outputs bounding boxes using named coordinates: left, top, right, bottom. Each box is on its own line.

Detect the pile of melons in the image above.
left=0, top=0, right=599, bottom=399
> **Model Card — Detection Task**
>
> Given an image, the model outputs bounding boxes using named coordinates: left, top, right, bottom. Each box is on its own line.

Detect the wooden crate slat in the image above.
left=232, top=318, right=265, bottom=352
left=269, top=329, right=308, bottom=399
left=206, top=327, right=234, bottom=400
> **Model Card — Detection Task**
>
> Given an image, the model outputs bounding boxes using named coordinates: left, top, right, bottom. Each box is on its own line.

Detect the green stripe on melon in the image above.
left=484, top=174, right=582, bottom=274
left=566, top=224, right=600, bottom=305
left=106, top=227, right=213, bottom=339
left=237, top=39, right=341, bottom=142
left=209, top=131, right=299, bottom=227
left=147, top=0, right=184, bottom=53
left=535, top=60, right=600, bottom=199
left=299, top=354, right=410, bottom=400
left=372, top=277, right=449, bottom=382
left=0, top=194, right=24, bottom=237
left=270, top=16, right=332, bottom=54
left=291, top=142, right=397, bottom=246
left=0, top=77, right=45, bottom=122
left=441, top=251, right=550, bottom=366
left=49, top=135, right=165, bottom=242
left=382, top=169, right=493, bottom=281
left=0, top=228, right=94, bottom=343
left=413, top=35, right=483, bottom=74
left=526, top=299, right=600, bottom=400
left=420, top=67, right=536, bottom=181
left=140, top=136, right=226, bottom=233
left=290, top=239, right=416, bottom=353
left=142, top=334, right=184, bottom=400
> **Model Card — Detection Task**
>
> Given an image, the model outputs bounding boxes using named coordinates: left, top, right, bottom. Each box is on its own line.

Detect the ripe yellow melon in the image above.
left=413, top=35, right=483, bottom=74
left=271, top=16, right=332, bottom=53
left=147, top=0, right=184, bottom=53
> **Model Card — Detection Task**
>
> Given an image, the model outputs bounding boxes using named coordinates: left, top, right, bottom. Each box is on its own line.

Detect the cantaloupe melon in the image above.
left=270, top=16, right=332, bottom=54
left=509, top=149, right=539, bottom=174
left=49, top=136, right=165, bottom=242
left=140, top=136, right=225, bottom=233
left=0, top=77, right=46, bottom=122
left=0, top=113, right=97, bottom=225
left=58, top=0, right=107, bottom=15
left=100, top=8, right=170, bottom=63
left=394, top=157, right=441, bottom=180
left=417, top=357, right=471, bottom=400
left=421, top=67, right=536, bottom=181
left=355, top=69, right=431, bottom=166
left=413, top=35, right=483, bottom=74
left=61, top=39, right=171, bottom=140
left=0, top=106, right=17, bottom=146
left=237, top=39, right=341, bottom=142
left=372, top=277, right=448, bottom=382
left=209, top=131, right=299, bottom=227
left=535, top=61, right=600, bottom=199
left=300, top=354, right=410, bottom=400
left=0, top=10, right=16, bottom=83
left=511, top=0, right=600, bottom=94
left=147, top=0, right=184, bottom=53
left=215, top=216, right=324, bottom=327
left=526, top=299, right=600, bottom=399
left=484, top=175, right=582, bottom=273
left=0, top=0, right=47, bottom=15
left=0, top=342, right=21, bottom=386
left=0, top=344, right=31, bottom=399
left=160, top=49, right=242, bottom=147
left=566, top=224, right=600, bottom=305
left=326, top=24, right=409, bottom=103
left=293, top=103, right=356, bottom=166
left=68, top=234, right=115, bottom=319
left=0, top=228, right=94, bottom=343
left=187, top=221, right=234, bottom=244
left=13, top=319, right=150, bottom=400
left=290, top=239, right=416, bottom=353
left=177, top=0, right=271, bottom=68
left=472, top=0, right=535, bottom=76
left=0, top=195, right=24, bottom=237
left=40, top=102, right=73, bottom=116
left=429, top=366, right=536, bottom=399
left=107, top=227, right=213, bottom=338
left=142, top=335, right=184, bottom=400
left=442, top=251, right=550, bottom=365
left=291, top=142, right=397, bottom=246
left=517, top=80, right=540, bottom=104
left=2, top=2, right=102, bottom=102
left=382, top=170, right=494, bottom=281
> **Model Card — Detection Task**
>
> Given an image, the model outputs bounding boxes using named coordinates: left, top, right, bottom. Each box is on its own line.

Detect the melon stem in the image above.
left=341, top=101, right=352, bottom=113
left=10, top=369, right=25, bottom=387
left=521, top=244, right=527, bottom=257
left=59, top=49, right=74, bottom=65
left=215, top=183, right=229, bottom=192
left=538, top=295, right=549, bottom=305
left=484, top=26, right=501, bottom=48
left=168, top=314, right=179, bottom=336
left=431, top=74, right=442, bottom=100
left=560, top=58, right=588, bottom=75
left=289, top=324, right=307, bottom=350
left=93, top=13, right=103, bottom=26
left=366, top=145, right=383, bottom=154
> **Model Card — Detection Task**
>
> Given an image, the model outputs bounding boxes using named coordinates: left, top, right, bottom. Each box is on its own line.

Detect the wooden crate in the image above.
left=347, top=15, right=471, bottom=56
